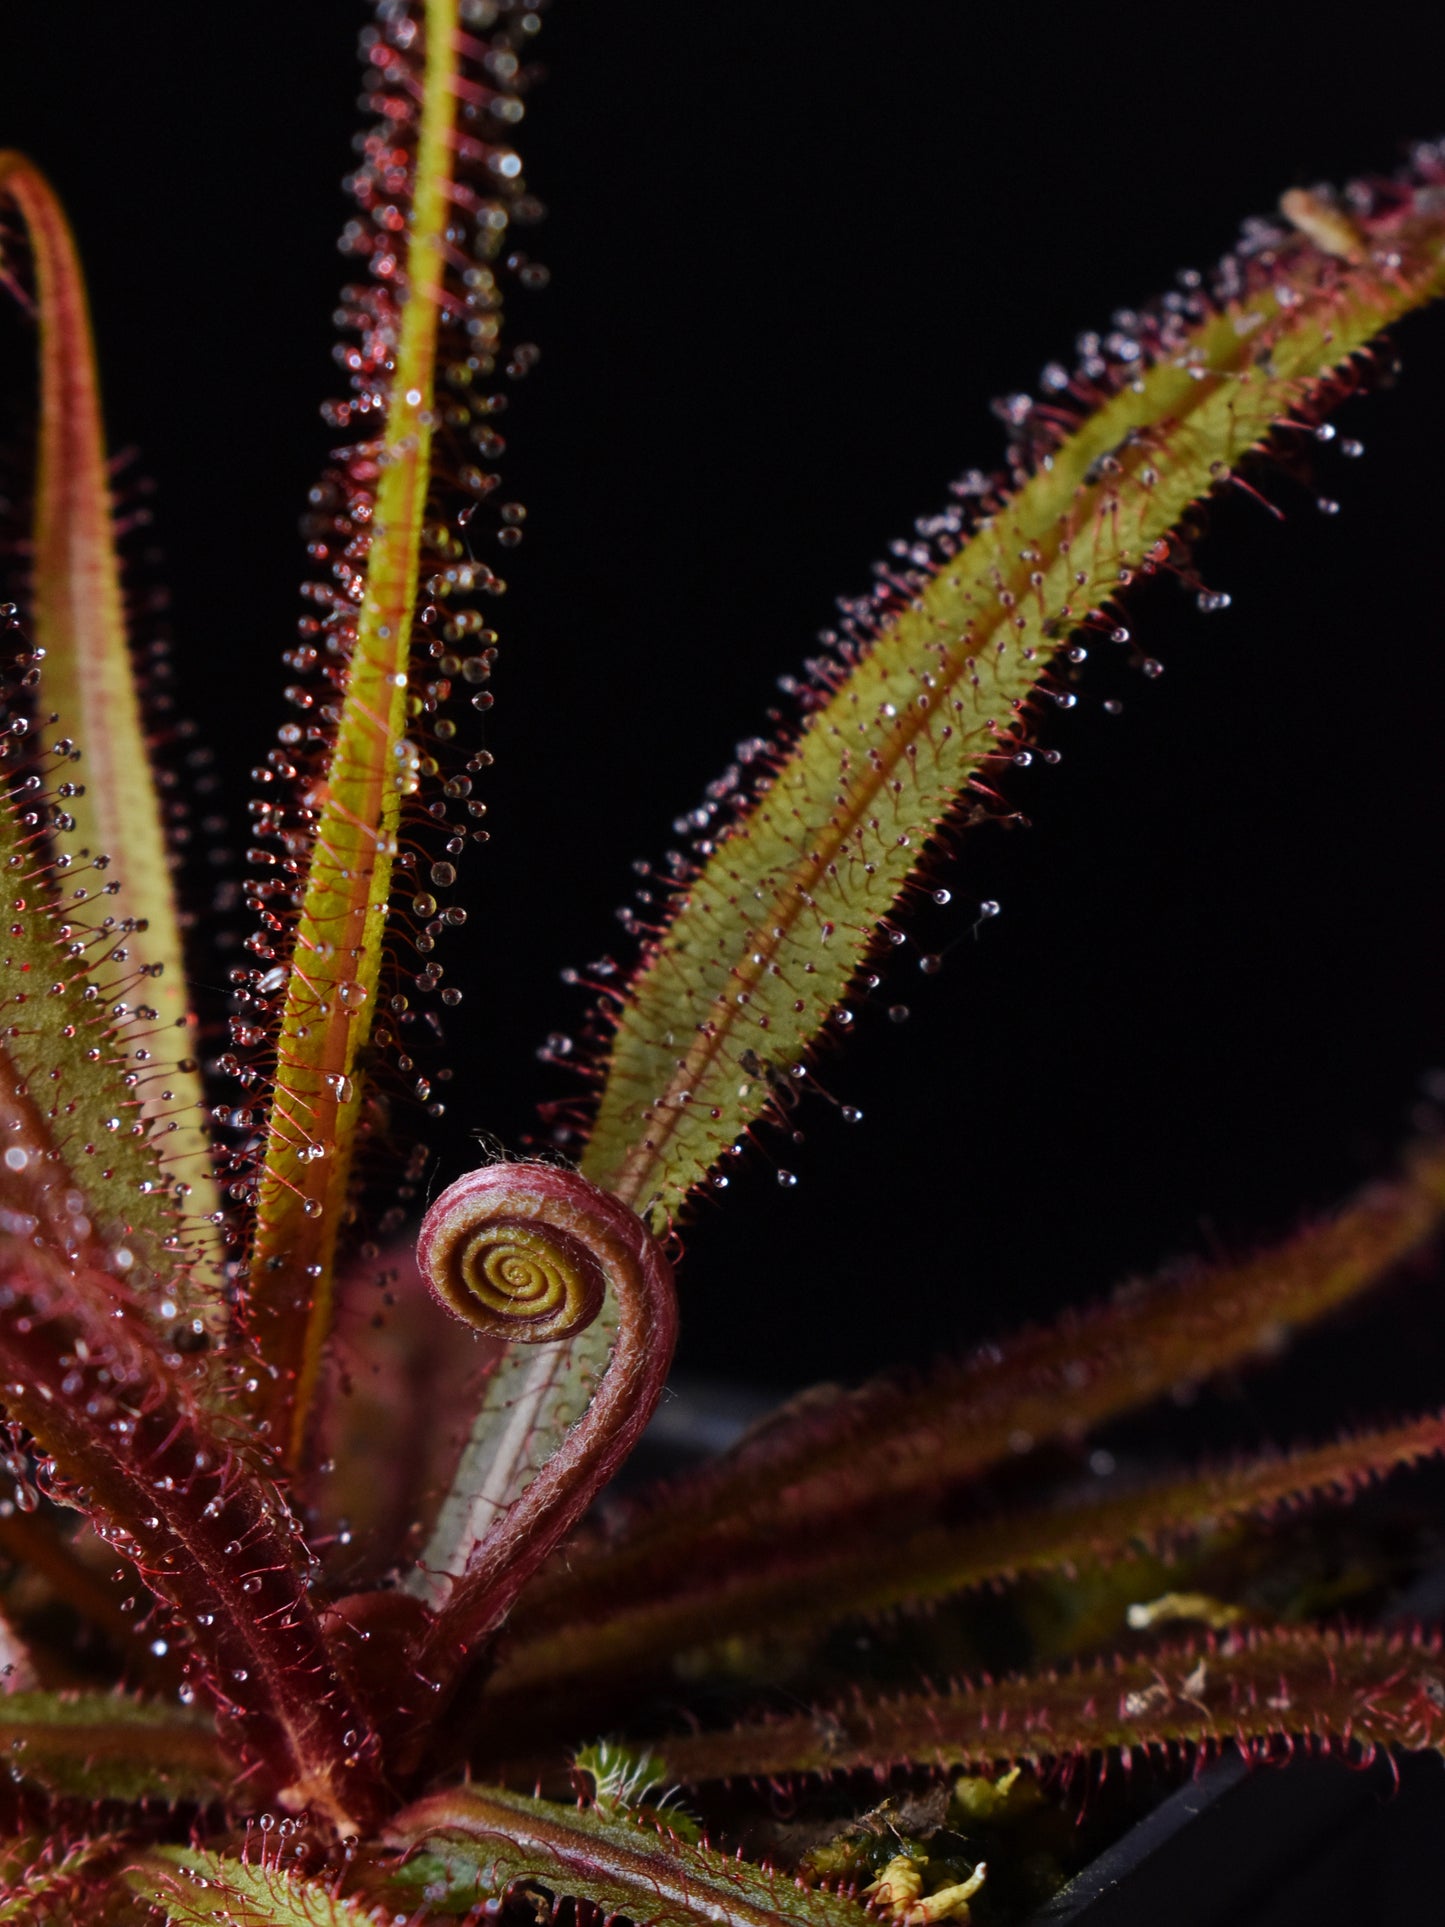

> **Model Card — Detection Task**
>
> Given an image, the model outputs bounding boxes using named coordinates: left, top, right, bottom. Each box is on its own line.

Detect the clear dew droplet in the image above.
left=841, top=1105, right=864, bottom=1125
left=1195, top=589, right=1232, bottom=613
left=776, top=1169, right=799, bottom=1188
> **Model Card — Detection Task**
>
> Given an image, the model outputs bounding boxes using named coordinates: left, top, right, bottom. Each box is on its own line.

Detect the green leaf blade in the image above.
left=0, top=726, right=202, bottom=1319
left=249, top=0, right=467, bottom=1463
left=388, top=1783, right=879, bottom=1927
left=0, top=1691, right=227, bottom=1803
left=581, top=184, right=1445, bottom=1222
left=0, top=152, right=221, bottom=1290
left=131, top=1850, right=384, bottom=1927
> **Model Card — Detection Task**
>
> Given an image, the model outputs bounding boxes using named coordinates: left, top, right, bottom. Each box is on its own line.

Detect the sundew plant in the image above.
left=2, top=4, right=1445, bottom=1924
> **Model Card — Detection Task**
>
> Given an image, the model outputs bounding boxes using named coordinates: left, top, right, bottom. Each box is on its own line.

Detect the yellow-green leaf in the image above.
left=249, top=0, right=467, bottom=1463
left=0, top=154, right=220, bottom=1298
left=131, top=1851, right=382, bottom=1927
left=581, top=184, right=1445, bottom=1224
left=0, top=1692, right=227, bottom=1803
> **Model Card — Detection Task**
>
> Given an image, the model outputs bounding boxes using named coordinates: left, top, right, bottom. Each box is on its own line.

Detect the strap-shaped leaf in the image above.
left=510, top=1142, right=1445, bottom=1664
left=0, top=154, right=220, bottom=1287
left=388, top=1783, right=880, bottom=1927
left=0, top=1691, right=226, bottom=1802
left=0, top=717, right=206, bottom=1321
left=654, top=1624, right=1445, bottom=1783
left=248, top=0, right=466, bottom=1465
left=578, top=179, right=1445, bottom=1222
left=486, top=1404, right=1445, bottom=1709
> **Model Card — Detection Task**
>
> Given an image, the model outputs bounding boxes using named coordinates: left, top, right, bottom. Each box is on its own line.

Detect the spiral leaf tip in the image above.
left=418, top=1161, right=667, bottom=1343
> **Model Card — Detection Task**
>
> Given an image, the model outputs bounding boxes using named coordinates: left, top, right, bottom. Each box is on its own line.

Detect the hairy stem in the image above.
left=0, top=1694, right=226, bottom=1803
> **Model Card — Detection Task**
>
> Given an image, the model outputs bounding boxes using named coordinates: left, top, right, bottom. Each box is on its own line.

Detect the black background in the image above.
left=1, top=2, right=1443, bottom=1431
